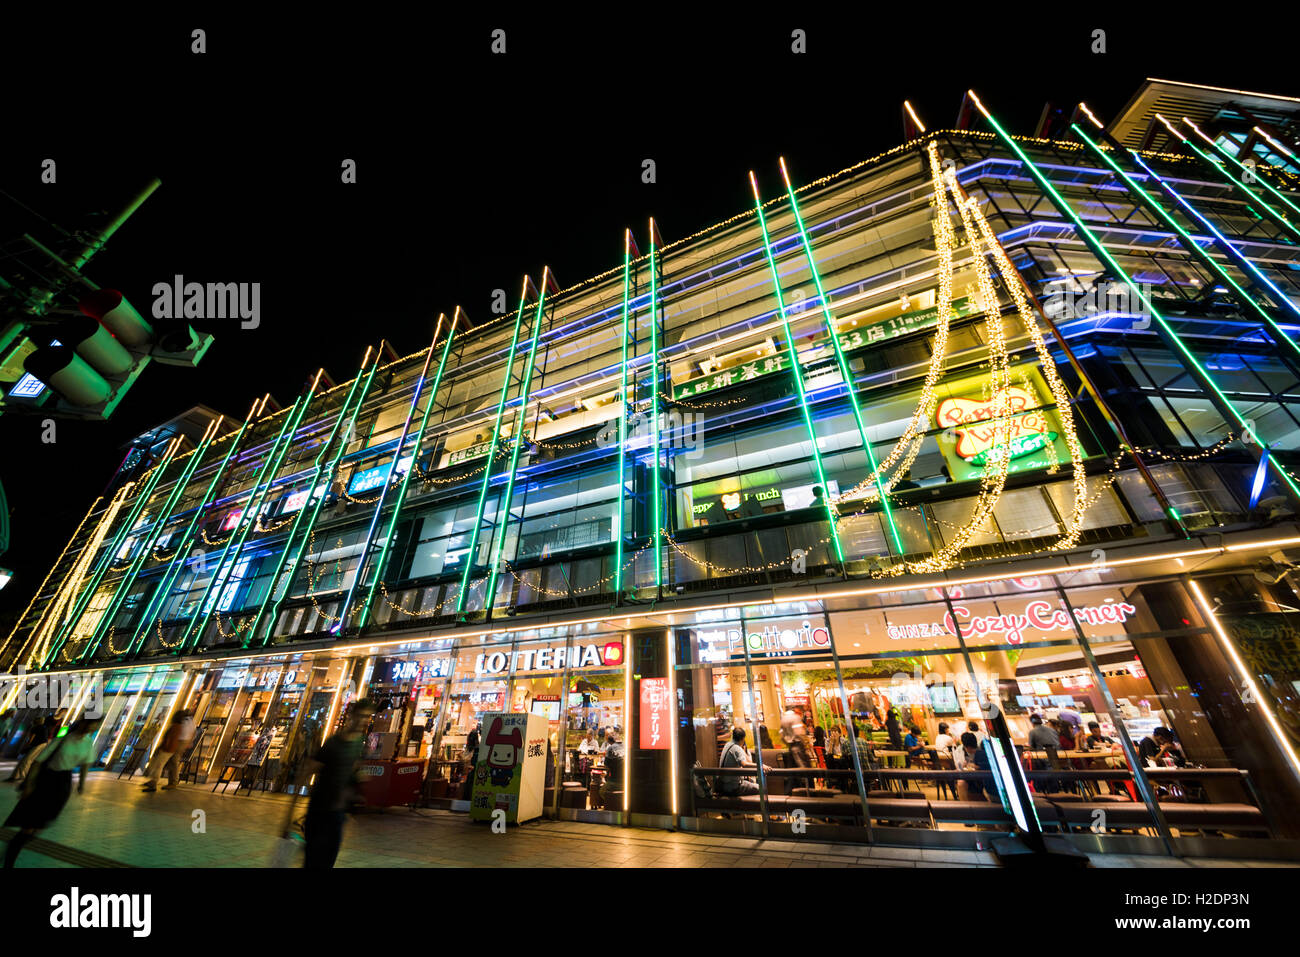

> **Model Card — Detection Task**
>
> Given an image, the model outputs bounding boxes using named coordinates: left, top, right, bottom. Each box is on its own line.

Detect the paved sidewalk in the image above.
left=0, top=769, right=1293, bottom=868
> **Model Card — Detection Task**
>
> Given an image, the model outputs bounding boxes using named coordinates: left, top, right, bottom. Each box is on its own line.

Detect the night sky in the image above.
left=0, top=13, right=1291, bottom=623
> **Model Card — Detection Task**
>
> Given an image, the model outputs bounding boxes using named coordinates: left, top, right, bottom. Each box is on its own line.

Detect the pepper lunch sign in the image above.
left=936, top=386, right=1058, bottom=466
left=696, top=620, right=832, bottom=663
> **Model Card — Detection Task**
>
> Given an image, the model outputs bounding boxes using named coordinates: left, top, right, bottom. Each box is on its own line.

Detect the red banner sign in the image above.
left=639, top=678, right=670, bottom=750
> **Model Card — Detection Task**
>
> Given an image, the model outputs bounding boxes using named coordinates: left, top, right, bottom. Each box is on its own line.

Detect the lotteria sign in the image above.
left=886, top=599, right=1138, bottom=645
left=697, top=620, right=832, bottom=663
left=475, top=641, right=624, bottom=675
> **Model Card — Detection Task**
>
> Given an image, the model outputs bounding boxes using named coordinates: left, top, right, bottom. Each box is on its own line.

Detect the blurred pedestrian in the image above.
left=4, top=717, right=103, bottom=868
left=143, top=708, right=196, bottom=792
left=302, top=700, right=375, bottom=868
left=7, top=717, right=53, bottom=783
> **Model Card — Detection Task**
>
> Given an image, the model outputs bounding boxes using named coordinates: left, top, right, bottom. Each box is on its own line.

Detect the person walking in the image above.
left=3, top=717, right=103, bottom=868
left=142, top=708, right=196, bottom=792
left=7, top=717, right=53, bottom=783
left=301, top=700, right=375, bottom=868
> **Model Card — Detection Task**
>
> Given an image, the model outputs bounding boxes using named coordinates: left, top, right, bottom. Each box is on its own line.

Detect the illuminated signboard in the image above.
left=281, top=483, right=330, bottom=514
left=449, top=441, right=495, bottom=467
left=696, top=619, right=832, bottom=663
left=672, top=297, right=976, bottom=400
left=936, top=385, right=1058, bottom=465
left=474, top=641, right=624, bottom=675
left=639, top=678, right=670, bottom=750
left=347, top=455, right=413, bottom=495
left=389, top=658, right=450, bottom=682
left=885, top=598, right=1137, bottom=645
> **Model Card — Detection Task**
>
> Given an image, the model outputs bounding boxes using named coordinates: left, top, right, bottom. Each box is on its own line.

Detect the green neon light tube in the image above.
left=124, top=407, right=260, bottom=656
left=614, top=233, right=633, bottom=597
left=648, top=222, right=664, bottom=590
left=77, top=423, right=221, bottom=662
left=177, top=392, right=315, bottom=653
left=351, top=314, right=461, bottom=633
left=1170, top=120, right=1300, bottom=243
left=457, top=281, right=533, bottom=614
left=40, top=440, right=182, bottom=666
left=974, top=95, right=1300, bottom=502
left=1074, top=125, right=1300, bottom=366
left=750, top=173, right=847, bottom=564
left=778, top=158, right=905, bottom=557
left=1183, top=118, right=1300, bottom=224
left=485, top=275, right=551, bottom=612
left=245, top=352, right=379, bottom=647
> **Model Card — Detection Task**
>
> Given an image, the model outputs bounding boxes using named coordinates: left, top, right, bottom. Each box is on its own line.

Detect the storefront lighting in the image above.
left=649, top=218, right=665, bottom=593
left=1188, top=579, right=1300, bottom=786
left=613, top=229, right=635, bottom=597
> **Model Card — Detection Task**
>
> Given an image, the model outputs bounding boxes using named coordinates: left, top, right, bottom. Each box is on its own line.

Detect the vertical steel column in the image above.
left=485, top=268, right=555, bottom=613
left=457, top=277, right=536, bottom=615
left=777, top=157, right=904, bottom=557
left=971, top=91, right=1300, bottom=503
left=348, top=310, right=463, bottom=633
left=127, top=402, right=262, bottom=656
left=252, top=347, right=384, bottom=647
left=749, top=173, right=847, bottom=565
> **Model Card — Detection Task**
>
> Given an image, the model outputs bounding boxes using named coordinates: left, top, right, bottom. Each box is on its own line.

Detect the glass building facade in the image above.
left=4, top=82, right=1300, bottom=859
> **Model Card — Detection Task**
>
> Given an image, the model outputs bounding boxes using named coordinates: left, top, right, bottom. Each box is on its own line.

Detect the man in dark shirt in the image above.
left=303, top=700, right=375, bottom=868
left=1138, top=727, right=1185, bottom=767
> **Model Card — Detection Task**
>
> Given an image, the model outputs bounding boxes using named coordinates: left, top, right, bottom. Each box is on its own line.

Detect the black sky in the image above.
left=1, top=12, right=1294, bottom=621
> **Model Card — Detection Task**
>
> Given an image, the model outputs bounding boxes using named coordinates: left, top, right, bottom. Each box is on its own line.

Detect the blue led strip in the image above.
left=614, top=231, right=637, bottom=598
left=648, top=219, right=665, bottom=591
left=456, top=277, right=537, bottom=614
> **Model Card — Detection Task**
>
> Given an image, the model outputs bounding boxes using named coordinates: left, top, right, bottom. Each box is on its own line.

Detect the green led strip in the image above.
left=750, top=173, right=847, bottom=565
left=247, top=350, right=382, bottom=647
left=1169, top=119, right=1300, bottom=243
left=39, top=441, right=182, bottom=667
left=648, top=222, right=665, bottom=590
left=1183, top=119, right=1300, bottom=225
left=485, top=276, right=551, bottom=612
left=352, top=314, right=461, bottom=632
left=1075, top=125, right=1300, bottom=367
left=457, top=280, right=534, bottom=614
left=77, top=423, right=221, bottom=662
left=976, top=98, right=1300, bottom=502
left=177, top=392, right=314, bottom=653
left=123, top=405, right=260, bottom=657
left=778, top=159, right=905, bottom=557
left=614, top=233, right=633, bottom=597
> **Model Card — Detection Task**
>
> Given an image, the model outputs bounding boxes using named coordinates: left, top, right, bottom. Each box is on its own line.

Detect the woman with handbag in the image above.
left=3, top=717, right=103, bottom=868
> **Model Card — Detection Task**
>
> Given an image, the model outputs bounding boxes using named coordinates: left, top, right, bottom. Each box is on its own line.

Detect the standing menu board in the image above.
left=469, top=712, right=547, bottom=825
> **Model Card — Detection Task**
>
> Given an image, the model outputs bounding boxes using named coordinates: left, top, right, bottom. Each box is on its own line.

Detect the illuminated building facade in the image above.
left=3, top=80, right=1300, bottom=859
